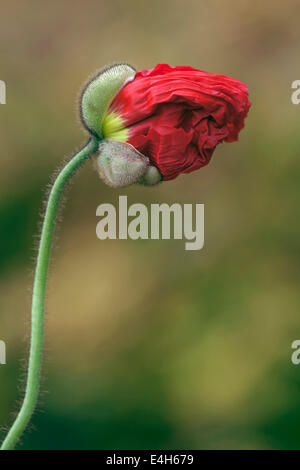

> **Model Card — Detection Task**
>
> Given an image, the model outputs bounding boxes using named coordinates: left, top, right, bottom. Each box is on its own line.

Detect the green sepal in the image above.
left=81, top=63, right=136, bottom=138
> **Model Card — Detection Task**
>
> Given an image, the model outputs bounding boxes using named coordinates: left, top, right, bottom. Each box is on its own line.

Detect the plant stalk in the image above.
left=1, top=136, right=99, bottom=450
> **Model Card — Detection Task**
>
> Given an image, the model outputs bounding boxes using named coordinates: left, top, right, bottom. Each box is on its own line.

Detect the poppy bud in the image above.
left=95, top=140, right=149, bottom=188
left=137, top=165, right=162, bottom=186
left=81, top=62, right=251, bottom=184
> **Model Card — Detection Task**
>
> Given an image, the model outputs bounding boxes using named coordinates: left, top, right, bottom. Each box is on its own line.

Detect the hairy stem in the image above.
left=1, top=136, right=99, bottom=450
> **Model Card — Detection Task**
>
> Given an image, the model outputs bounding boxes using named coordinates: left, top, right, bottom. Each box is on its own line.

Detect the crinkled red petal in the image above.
left=110, top=64, right=251, bottom=180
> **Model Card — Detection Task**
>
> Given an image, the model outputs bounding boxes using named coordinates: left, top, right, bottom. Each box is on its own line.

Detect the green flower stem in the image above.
left=1, top=136, right=99, bottom=451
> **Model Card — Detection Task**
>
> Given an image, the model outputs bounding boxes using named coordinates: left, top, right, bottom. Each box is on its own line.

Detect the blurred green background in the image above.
left=1, top=0, right=300, bottom=450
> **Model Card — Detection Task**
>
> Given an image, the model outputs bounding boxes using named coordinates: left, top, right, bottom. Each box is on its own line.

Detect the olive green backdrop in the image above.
left=0, top=0, right=300, bottom=449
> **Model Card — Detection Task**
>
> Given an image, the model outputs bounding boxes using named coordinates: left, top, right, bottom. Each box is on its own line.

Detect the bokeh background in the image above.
left=1, top=0, right=300, bottom=450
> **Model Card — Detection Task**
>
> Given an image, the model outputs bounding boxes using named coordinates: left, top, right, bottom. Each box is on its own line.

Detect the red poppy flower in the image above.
left=102, top=63, right=251, bottom=181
